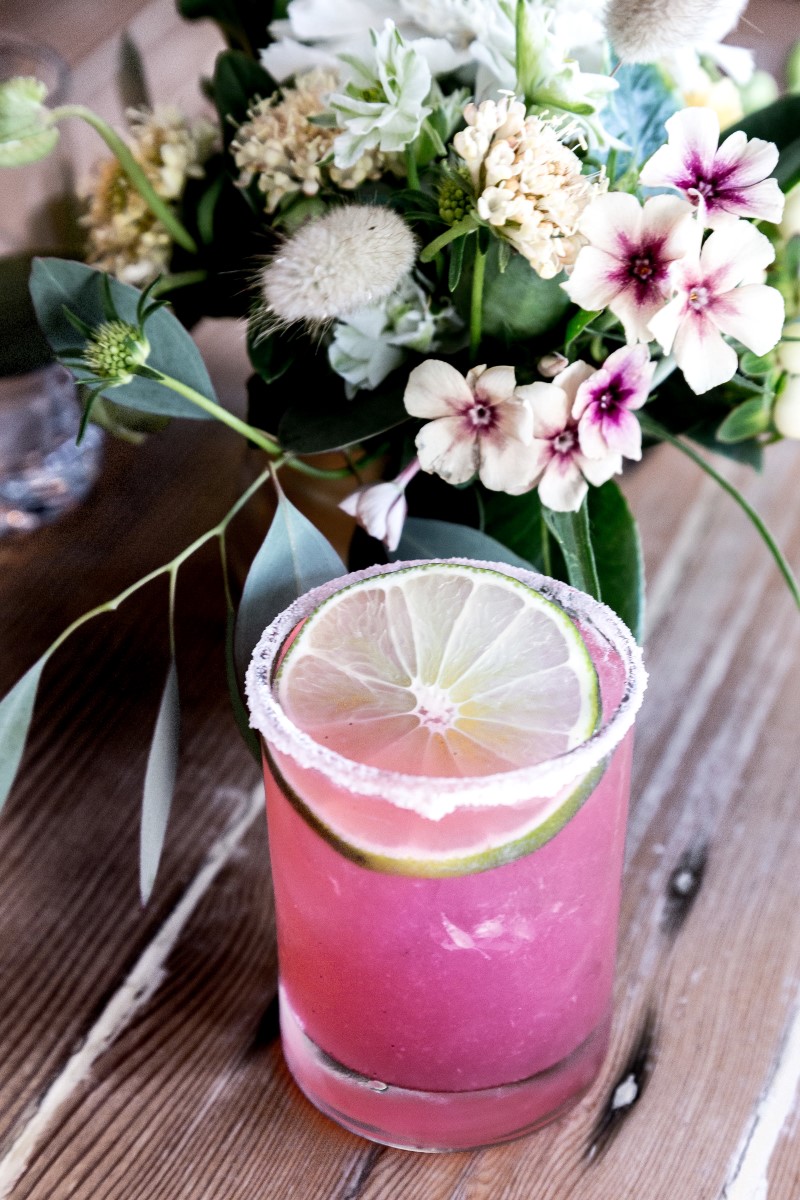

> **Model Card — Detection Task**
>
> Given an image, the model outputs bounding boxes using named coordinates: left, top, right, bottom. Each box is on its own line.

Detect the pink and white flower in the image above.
left=649, top=220, right=785, bottom=394
left=572, top=345, right=654, bottom=461
left=339, top=458, right=420, bottom=552
left=517, top=362, right=622, bottom=512
left=403, top=360, right=535, bottom=493
left=639, top=106, right=785, bottom=229
left=562, top=192, right=695, bottom=343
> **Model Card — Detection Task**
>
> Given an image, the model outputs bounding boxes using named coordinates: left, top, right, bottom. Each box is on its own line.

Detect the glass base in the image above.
left=279, top=986, right=611, bottom=1152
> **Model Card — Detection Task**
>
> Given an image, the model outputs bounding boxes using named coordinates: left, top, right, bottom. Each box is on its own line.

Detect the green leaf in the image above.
left=543, top=502, right=602, bottom=602
left=140, top=659, right=181, bottom=905
left=278, top=375, right=409, bottom=453
left=212, top=50, right=277, bottom=146
left=394, top=517, right=532, bottom=568
left=0, top=657, right=47, bottom=812
left=728, top=95, right=800, bottom=155
left=587, top=481, right=644, bottom=642
left=479, top=242, right=570, bottom=342
left=30, top=258, right=218, bottom=419
left=739, top=351, right=774, bottom=378
left=233, top=488, right=345, bottom=684
left=479, top=487, right=548, bottom=569
left=117, top=32, right=151, bottom=113
left=565, top=308, right=600, bottom=350
left=448, top=233, right=467, bottom=292
left=717, top=398, right=772, bottom=444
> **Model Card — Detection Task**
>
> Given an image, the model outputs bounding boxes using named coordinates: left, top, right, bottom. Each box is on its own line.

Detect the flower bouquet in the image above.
left=1, top=0, right=799, bottom=899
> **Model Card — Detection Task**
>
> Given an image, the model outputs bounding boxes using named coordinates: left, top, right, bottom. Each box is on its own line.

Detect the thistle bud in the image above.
left=0, top=77, right=59, bottom=167
left=605, top=0, right=748, bottom=64
left=83, top=320, right=151, bottom=386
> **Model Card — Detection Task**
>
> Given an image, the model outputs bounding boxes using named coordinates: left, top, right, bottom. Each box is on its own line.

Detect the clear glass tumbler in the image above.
left=247, top=560, right=647, bottom=1151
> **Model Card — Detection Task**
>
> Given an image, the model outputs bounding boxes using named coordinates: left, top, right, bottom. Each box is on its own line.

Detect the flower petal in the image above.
left=611, top=287, right=670, bottom=344
left=700, top=220, right=775, bottom=291
left=710, top=284, right=785, bottom=356
left=415, top=416, right=477, bottom=484
left=648, top=295, right=685, bottom=355
left=641, top=107, right=720, bottom=190
left=562, top=246, right=624, bottom=310
left=516, top=381, right=571, bottom=439
left=538, top=457, right=588, bottom=513
left=672, top=310, right=739, bottom=394
left=578, top=192, right=643, bottom=257
left=578, top=450, right=622, bottom=486
left=715, top=131, right=778, bottom=188
left=640, top=194, right=696, bottom=260
left=551, top=360, right=597, bottom=404
left=478, top=436, right=541, bottom=494
left=579, top=408, right=642, bottom=460
left=474, top=364, right=518, bottom=405
left=404, top=359, right=473, bottom=418
left=707, top=177, right=785, bottom=228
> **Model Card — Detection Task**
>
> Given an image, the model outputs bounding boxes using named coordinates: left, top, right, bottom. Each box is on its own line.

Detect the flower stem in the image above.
left=638, top=412, right=800, bottom=610
left=149, top=370, right=281, bottom=456
left=405, top=146, right=420, bottom=191
left=470, top=245, right=487, bottom=362
left=49, top=104, right=198, bottom=254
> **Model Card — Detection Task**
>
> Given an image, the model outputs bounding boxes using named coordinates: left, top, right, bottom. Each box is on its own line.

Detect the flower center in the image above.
left=688, top=285, right=710, bottom=311
left=692, top=178, right=716, bottom=203
left=596, top=389, right=617, bottom=412
left=631, top=254, right=654, bottom=281
left=468, top=399, right=495, bottom=430
left=554, top=429, right=576, bottom=454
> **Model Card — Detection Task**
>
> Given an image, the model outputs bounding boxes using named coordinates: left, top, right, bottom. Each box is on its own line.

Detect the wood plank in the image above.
left=4, top=438, right=799, bottom=1198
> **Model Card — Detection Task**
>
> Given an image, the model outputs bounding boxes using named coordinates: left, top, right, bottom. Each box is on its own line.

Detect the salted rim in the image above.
left=245, top=559, right=647, bottom=820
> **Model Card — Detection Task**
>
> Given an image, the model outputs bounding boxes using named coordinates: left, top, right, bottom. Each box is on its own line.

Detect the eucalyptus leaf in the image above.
left=30, top=258, right=218, bottom=419
left=234, top=490, right=345, bottom=684
left=602, top=63, right=679, bottom=177
left=479, top=243, right=570, bottom=341
left=0, top=657, right=47, bottom=812
left=140, top=659, right=180, bottom=905
left=587, top=481, right=644, bottom=642
left=394, top=518, right=531, bottom=569
left=716, top=398, right=771, bottom=444
left=278, top=376, right=409, bottom=453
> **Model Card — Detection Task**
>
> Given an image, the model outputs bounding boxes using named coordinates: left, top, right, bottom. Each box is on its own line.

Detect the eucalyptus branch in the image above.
left=48, top=104, right=198, bottom=254
left=638, top=412, right=800, bottom=610
left=146, top=370, right=282, bottom=456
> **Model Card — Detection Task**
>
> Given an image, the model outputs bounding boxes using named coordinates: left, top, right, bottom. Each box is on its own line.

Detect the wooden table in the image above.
left=2, top=2, right=800, bottom=1197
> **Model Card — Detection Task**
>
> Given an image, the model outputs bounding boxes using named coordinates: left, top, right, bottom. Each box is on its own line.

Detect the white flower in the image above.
left=773, top=376, right=800, bottom=441
left=516, top=362, right=622, bottom=512
left=328, top=276, right=462, bottom=397
left=339, top=458, right=420, bottom=551
left=639, top=107, right=784, bottom=230
left=604, top=0, right=747, bottom=63
left=563, top=192, right=695, bottom=343
left=259, top=204, right=417, bottom=329
left=329, top=21, right=432, bottom=169
left=649, top=220, right=785, bottom=395
left=571, top=345, right=653, bottom=461
left=404, top=360, right=535, bottom=492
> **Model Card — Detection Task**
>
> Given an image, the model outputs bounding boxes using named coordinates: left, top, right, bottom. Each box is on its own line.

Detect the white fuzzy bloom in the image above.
left=329, top=20, right=432, bottom=169
left=260, top=204, right=417, bottom=329
left=605, top=0, right=748, bottom=64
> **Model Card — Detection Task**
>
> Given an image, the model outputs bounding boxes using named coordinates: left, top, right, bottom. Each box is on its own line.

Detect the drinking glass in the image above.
left=247, top=560, right=647, bottom=1151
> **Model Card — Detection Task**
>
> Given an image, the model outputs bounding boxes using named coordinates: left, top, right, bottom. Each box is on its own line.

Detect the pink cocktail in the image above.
left=246, top=560, right=646, bottom=1151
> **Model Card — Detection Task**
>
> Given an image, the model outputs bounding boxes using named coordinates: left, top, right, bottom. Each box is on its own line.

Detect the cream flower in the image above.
left=231, top=68, right=383, bottom=213
left=404, top=360, right=535, bottom=492
left=339, top=458, right=420, bottom=551
left=453, top=98, right=606, bottom=280
left=82, top=106, right=215, bottom=285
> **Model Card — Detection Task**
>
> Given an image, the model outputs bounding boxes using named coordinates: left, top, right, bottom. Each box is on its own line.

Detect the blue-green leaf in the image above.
left=603, top=63, right=679, bottom=177
left=394, top=517, right=532, bottom=569
left=716, top=398, right=771, bottom=444
left=140, top=659, right=180, bottom=905
left=479, top=243, right=570, bottom=341
left=30, top=258, right=218, bottom=419
left=234, top=490, right=345, bottom=684
left=587, top=481, right=644, bottom=642
left=0, top=657, right=47, bottom=812
left=543, top=502, right=601, bottom=601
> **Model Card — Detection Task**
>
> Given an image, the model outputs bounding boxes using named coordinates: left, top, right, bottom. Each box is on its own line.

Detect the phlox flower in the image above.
left=403, top=360, right=534, bottom=492
left=562, top=192, right=695, bottom=343
left=572, top=345, right=654, bottom=460
left=516, top=362, right=622, bottom=513
left=649, top=219, right=785, bottom=395
left=639, top=106, right=784, bottom=229
left=339, top=459, right=420, bottom=551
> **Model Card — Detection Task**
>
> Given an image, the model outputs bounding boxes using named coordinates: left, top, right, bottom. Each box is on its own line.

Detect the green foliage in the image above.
left=140, top=659, right=180, bottom=905
left=716, top=398, right=772, bottom=444
left=212, top=50, right=277, bottom=147
left=478, top=241, right=571, bottom=342
left=30, top=258, right=218, bottom=418
left=565, top=307, right=600, bottom=351
left=728, top=95, right=800, bottom=192
left=233, top=488, right=345, bottom=684
left=603, top=63, right=679, bottom=177
left=587, top=481, right=644, bottom=642
left=394, top=517, right=532, bottom=568
left=543, top=502, right=601, bottom=604
left=0, top=658, right=47, bottom=813
left=178, top=0, right=276, bottom=56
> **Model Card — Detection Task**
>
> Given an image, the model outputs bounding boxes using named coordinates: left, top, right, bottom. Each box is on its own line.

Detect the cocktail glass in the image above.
left=246, top=559, right=647, bottom=1152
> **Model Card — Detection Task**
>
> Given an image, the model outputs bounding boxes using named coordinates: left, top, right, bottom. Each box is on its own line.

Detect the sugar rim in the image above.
left=245, top=559, right=648, bottom=819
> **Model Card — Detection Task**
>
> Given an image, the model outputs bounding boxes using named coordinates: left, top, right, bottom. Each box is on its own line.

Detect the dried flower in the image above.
left=605, top=0, right=748, bottom=64
left=260, top=204, right=417, bottom=329
left=231, top=68, right=384, bottom=213
left=83, top=106, right=215, bottom=285
left=649, top=220, right=785, bottom=395
left=639, top=107, right=784, bottom=230
left=453, top=98, right=606, bottom=280
left=516, top=362, right=622, bottom=512
left=329, top=21, right=432, bottom=169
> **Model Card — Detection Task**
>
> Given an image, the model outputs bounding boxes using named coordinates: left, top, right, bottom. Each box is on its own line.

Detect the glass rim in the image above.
left=245, top=558, right=647, bottom=819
